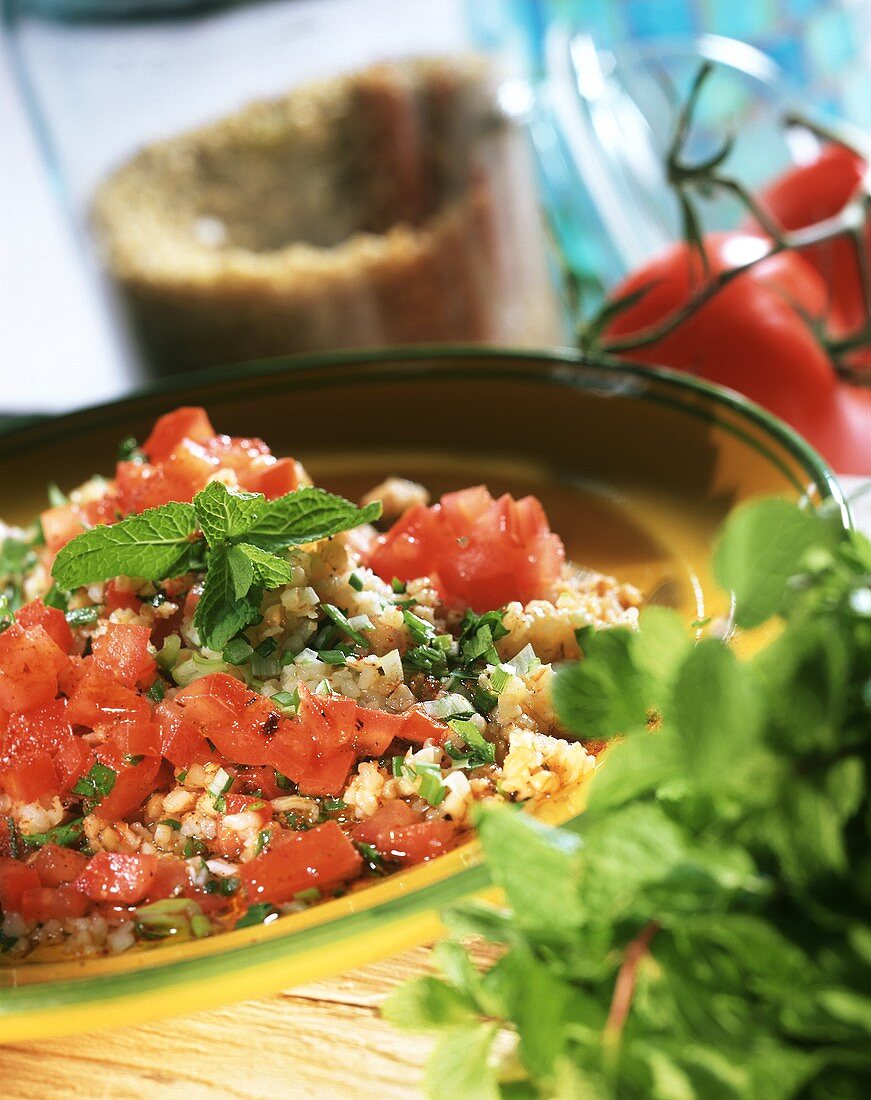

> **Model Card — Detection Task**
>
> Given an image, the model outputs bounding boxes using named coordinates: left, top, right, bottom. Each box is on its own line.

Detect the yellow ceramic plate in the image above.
left=0, top=347, right=849, bottom=1042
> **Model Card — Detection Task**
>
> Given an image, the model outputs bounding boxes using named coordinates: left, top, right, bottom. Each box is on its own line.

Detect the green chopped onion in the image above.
left=402, top=609, right=435, bottom=645
left=391, top=755, right=406, bottom=778
left=391, top=577, right=407, bottom=594
left=223, top=637, right=254, bottom=664
left=273, top=770, right=295, bottom=791
left=156, top=634, right=181, bottom=672
left=434, top=634, right=454, bottom=652
left=507, top=643, right=541, bottom=677
left=177, top=769, right=188, bottom=784
left=236, top=903, right=279, bottom=929
left=158, top=818, right=181, bottom=831
left=182, top=837, right=207, bottom=858
left=423, top=694, right=475, bottom=720
left=490, top=666, right=511, bottom=694
left=416, top=770, right=446, bottom=807
left=319, top=649, right=348, bottom=666
left=293, top=887, right=321, bottom=904
left=254, top=637, right=277, bottom=658
left=172, top=653, right=230, bottom=687
left=280, top=649, right=297, bottom=667
left=207, top=767, right=234, bottom=803
left=270, top=689, right=299, bottom=715
left=448, top=718, right=496, bottom=766
left=134, top=897, right=210, bottom=941
left=320, top=603, right=370, bottom=648
left=349, top=573, right=364, bottom=592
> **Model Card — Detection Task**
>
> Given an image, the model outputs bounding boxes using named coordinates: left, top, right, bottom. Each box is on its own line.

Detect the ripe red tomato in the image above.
left=351, top=801, right=419, bottom=849
left=382, top=820, right=458, bottom=865
left=91, top=746, right=163, bottom=821
left=92, top=622, right=156, bottom=690
left=369, top=486, right=565, bottom=611
left=605, top=232, right=871, bottom=475
left=20, top=884, right=90, bottom=922
left=76, top=851, right=158, bottom=904
left=756, top=143, right=869, bottom=337
left=0, top=623, right=69, bottom=714
left=33, top=844, right=89, bottom=886
left=239, top=821, right=362, bottom=904
left=0, top=859, right=41, bottom=911
left=16, top=599, right=73, bottom=654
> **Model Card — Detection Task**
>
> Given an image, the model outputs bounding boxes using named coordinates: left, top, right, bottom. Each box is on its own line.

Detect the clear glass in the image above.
left=5, top=0, right=564, bottom=376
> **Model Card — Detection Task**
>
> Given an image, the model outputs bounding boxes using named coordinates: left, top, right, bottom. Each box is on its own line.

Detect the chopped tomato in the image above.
left=76, top=851, right=158, bottom=904
left=240, top=821, right=362, bottom=904
left=154, top=700, right=211, bottom=768
left=106, top=718, right=162, bottom=759
left=16, top=599, right=73, bottom=654
left=20, top=884, right=90, bottom=922
left=40, top=503, right=86, bottom=555
left=66, top=664, right=150, bottom=729
left=368, top=486, right=565, bottom=611
left=33, top=844, right=89, bottom=886
left=253, top=457, right=300, bottom=498
left=175, top=673, right=279, bottom=766
left=3, top=699, right=74, bottom=759
left=92, top=622, right=156, bottom=690
left=401, top=709, right=449, bottom=746
left=0, top=623, right=68, bottom=713
left=144, top=858, right=189, bottom=902
left=58, top=654, right=88, bottom=697
left=142, top=407, right=216, bottom=463
left=352, top=706, right=405, bottom=755
left=104, top=580, right=142, bottom=616
left=91, top=746, right=163, bottom=821
left=383, top=820, right=458, bottom=865
left=223, top=793, right=273, bottom=820
left=0, top=859, right=41, bottom=912
left=0, top=749, right=60, bottom=802
left=54, top=736, right=95, bottom=792
left=351, top=801, right=419, bottom=848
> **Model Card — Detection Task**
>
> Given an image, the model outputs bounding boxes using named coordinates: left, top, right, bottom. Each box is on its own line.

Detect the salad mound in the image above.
left=0, top=408, right=639, bottom=958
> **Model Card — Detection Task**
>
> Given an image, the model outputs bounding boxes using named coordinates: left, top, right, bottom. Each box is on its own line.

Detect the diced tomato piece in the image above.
left=2, top=698, right=74, bottom=759
left=0, top=859, right=41, bottom=912
left=58, top=655, right=88, bottom=697
left=145, top=857, right=190, bottom=902
left=20, top=884, right=90, bottom=922
left=383, top=820, right=458, bottom=865
left=0, top=749, right=60, bottom=803
left=401, top=709, right=449, bottom=746
left=236, top=765, right=286, bottom=800
left=91, top=746, right=163, bottom=821
left=154, top=701, right=210, bottom=769
left=106, top=719, right=162, bottom=759
left=76, top=851, right=158, bottom=904
left=0, top=623, right=68, bottom=713
left=92, top=622, right=155, bottom=689
left=66, top=664, right=150, bottom=729
left=54, top=736, right=95, bottom=793
left=294, top=748, right=355, bottom=797
left=33, top=844, right=89, bottom=886
left=251, top=457, right=300, bottom=499
left=142, top=407, right=216, bottom=463
left=368, top=486, right=565, bottom=612
left=175, top=673, right=280, bottom=766
left=104, top=580, right=142, bottom=616
left=240, top=821, right=362, bottom=904
left=16, top=599, right=73, bottom=654
left=40, top=503, right=86, bottom=555
left=351, top=801, right=419, bottom=848
left=352, top=706, right=405, bottom=755
left=296, top=689, right=356, bottom=754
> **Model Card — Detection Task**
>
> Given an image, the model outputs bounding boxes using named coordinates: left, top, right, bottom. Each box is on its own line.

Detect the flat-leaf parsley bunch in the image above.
left=385, top=497, right=870, bottom=1099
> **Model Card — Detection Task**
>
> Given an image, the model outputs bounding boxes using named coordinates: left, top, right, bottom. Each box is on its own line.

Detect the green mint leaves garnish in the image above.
left=51, top=482, right=381, bottom=652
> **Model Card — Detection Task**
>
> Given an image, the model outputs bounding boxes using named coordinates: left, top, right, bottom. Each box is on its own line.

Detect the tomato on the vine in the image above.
left=605, top=232, right=871, bottom=475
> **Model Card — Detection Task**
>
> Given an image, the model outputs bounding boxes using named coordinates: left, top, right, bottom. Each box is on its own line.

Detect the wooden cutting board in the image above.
left=0, top=945, right=482, bottom=1099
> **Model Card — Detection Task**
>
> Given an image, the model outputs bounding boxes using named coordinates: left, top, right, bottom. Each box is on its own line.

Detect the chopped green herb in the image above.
left=490, top=666, right=510, bottom=695
left=146, top=678, right=167, bottom=703
left=134, top=897, right=210, bottom=941
left=19, top=817, right=85, bottom=851
left=117, top=435, right=146, bottom=463
left=391, top=577, right=407, bottom=594
left=72, top=762, right=117, bottom=802
left=182, top=837, right=207, bottom=858
left=270, top=690, right=299, bottom=715
left=349, top=573, right=364, bottom=592
left=416, top=770, right=446, bottom=807
left=236, top=903, right=279, bottom=929
left=293, top=887, right=321, bottom=904
left=255, top=828, right=271, bottom=856
left=125, top=754, right=144, bottom=767
left=319, top=649, right=349, bottom=666
left=47, top=482, right=68, bottom=508
left=65, top=605, right=100, bottom=628
left=448, top=718, right=496, bottom=766
left=391, top=755, right=406, bottom=778
left=273, top=770, right=295, bottom=791
left=157, top=818, right=181, bottom=831
left=355, top=841, right=386, bottom=874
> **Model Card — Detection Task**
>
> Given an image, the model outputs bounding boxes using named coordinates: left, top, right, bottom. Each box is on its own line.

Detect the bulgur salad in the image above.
left=0, top=408, right=639, bottom=959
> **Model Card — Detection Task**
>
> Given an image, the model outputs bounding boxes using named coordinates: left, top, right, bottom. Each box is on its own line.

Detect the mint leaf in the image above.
left=237, top=543, right=294, bottom=588
left=424, top=1024, right=499, bottom=1100
left=225, top=544, right=255, bottom=600
left=243, top=488, right=381, bottom=553
left=713, top=499, right=839, bottom=628
left=194, top=546, right=262, bottom=651
left=552, top=627, right=652, bottom=739
left=193, top=481, right=264, bottom=545
left=52, top=502, right=197, bottom=589
left=382, top=976, right=479, bottom=1030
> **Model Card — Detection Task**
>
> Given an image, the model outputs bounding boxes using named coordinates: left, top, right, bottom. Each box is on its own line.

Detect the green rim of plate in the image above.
left=0, top=345, right=851, bottom=1024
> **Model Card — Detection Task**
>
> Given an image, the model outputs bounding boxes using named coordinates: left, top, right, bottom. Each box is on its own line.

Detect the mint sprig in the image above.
left=386, top=499, right=870, bottom=1098
left=51, top=482, right=381, bottom=651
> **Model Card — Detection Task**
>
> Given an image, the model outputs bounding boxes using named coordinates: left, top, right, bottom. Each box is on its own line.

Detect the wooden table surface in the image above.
left=0, top=946, right=452, bottom=1099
